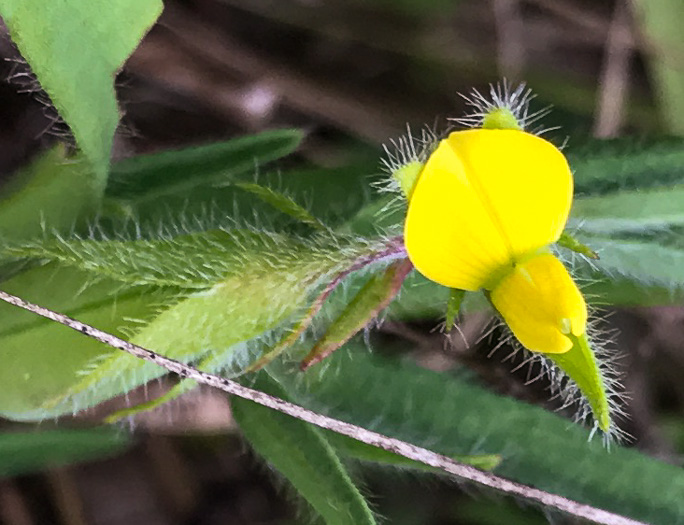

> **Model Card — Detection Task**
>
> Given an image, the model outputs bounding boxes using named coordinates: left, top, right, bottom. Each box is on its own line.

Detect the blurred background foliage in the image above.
left=1, top=0, right=684, bottom=524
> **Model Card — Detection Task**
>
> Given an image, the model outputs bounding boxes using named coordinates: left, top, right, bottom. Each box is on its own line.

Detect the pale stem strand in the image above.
left=0, top=289, right=646, bottom=525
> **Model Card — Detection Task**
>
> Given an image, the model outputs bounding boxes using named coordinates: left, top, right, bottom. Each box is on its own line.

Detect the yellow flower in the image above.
left=387, top=83, right=617, bottom=436
left=404, top=129, right=587, bottom=355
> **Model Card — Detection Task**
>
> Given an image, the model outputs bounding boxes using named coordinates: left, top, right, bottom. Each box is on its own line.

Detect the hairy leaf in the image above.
left=232, top=372, right=376, bottom=525
left=234, top=182, right=325, bottom=229
left=0, top=264, right=172, bottom=420
left=4, top=230, right=292, bottom=289
left=572, top=186, right=684, bottom=235
left=572, top=235, right=684, bottom=306
left=23, top=232, right=395, bottom=418
left=0, top=0, right=163, bottom=182
left=568, top=136, right=684, bottom=195
left=302, top=259, right=412, bottom=369
left=272, top=346, right=684, bottom=525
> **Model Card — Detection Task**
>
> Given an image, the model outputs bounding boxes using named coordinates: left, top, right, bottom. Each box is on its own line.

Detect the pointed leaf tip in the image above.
left=548, top=332, right=612, bottom=433
left=301, top=259, right=413, bottom=370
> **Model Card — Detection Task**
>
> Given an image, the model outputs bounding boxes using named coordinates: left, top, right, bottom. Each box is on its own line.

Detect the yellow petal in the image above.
left=404, top=129, right=572, bottom=290
left=490, top=253, right=587, bottom=354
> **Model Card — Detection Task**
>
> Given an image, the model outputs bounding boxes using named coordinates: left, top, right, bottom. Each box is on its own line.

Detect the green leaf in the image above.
left=28, top=232, right=393, bottom=418
left=0, top=0, right=163, bottom=182
left=0, top=147, right=100, bottom=244
left=0, top=264, right=172, bottom=420
left=574, top=235, right=684, bottom=306
left=11, top=263, right=301, bottom=418
left=39, top=268, right=305, bottom=415
left=572, top=185, right=684, bottom=234
left=581, top=275, right=682, bottom=308
left=0, top=428, right=130, bottom=477
left=568, top=136, right=684, bottom=195
left=579, top=235, right=684, bottom=285
left=231, top=372, right=376, bottom=525
left=234, top=182, right=326, bottom=229
left=302, top=259, right=412, bottom=369
left=106, top=130, right=304, bottom=201
left=272, top=346, right=684, bottom=525
left=4, top=230, right=291, bottom=289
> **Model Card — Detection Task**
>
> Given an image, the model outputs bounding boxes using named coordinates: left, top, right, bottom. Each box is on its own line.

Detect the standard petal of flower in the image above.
left=490, top=253, right=587, bottom=354
left=448, top=129, right=573, bottom=259
left=404, top=137, right=512, bottom=291
left=404, top=129, right=572, bottom=291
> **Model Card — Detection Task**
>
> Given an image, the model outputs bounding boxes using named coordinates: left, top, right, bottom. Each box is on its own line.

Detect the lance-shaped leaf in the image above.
left=270, top=348, right=684, bottom=525
left=233, top=182, right=326, bottom=229
left=301, top=259, right=413, bottom=370
left=572, top=185, right=684, bottom=235
left=0, top=264, right=172, bottom=421
left=12, top=230, right=398, bottom=418
left=570, top=234, right=684, bottom=307
left=231, top=372, right=377, bottom=525
left=0, top=428, right=131, bottom=477
left=3, top=230, right=293, bottom=289
left=0, top=0, right=163, bottom=183
left=107, top=130, right=303, bottom=202
left=568, top=135, right=684, bottom=195
left=106, top=241, right=410, bottom=420
left=574, top=232, right=684, bottom=283
left=109, top=240, right=411, bottom=419
left=49, top=269, right=308, bottom=414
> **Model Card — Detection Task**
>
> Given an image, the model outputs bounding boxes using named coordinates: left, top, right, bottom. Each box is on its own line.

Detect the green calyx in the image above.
left=557, top=231, right=599, bottom=259
left=482, top=107, right=522, bottom=131
left=547, top=332, right=611, bottom=433
left=392, top=160, right=424, bottom=200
